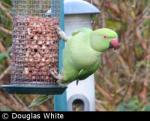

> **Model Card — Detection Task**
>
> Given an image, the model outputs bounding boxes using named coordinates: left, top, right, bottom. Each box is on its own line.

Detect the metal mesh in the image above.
left=11, top=0, right=61, bottom=85
left=51, top=0, right=61, bottom=17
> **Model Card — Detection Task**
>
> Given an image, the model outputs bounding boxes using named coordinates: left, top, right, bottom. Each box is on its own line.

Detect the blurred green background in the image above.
left=0, top=0, right=150, bottom=111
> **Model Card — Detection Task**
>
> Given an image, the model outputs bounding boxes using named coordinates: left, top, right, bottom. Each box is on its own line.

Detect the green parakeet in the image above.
left=51, top=27, right=120, bottom=84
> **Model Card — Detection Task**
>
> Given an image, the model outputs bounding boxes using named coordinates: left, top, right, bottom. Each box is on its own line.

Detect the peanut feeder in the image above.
left=1, top=0, right=66, bottom=94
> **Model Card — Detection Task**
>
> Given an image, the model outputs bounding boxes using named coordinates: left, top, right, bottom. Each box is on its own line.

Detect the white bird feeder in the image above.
left=65, top=0, right=100, bottom=111
left=54, top=0, right=100, bottom=111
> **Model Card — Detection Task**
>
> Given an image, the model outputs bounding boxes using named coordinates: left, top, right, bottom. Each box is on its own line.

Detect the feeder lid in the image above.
left=64, top=0, right=100, bottom=15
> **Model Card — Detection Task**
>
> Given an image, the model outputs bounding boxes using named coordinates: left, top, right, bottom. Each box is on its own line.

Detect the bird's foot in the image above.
left=56, top=26, right=68, bottom=42
left=50, top=69, right=63, bottom=80
left=49, top=69, right=66, bottom=86
left=57, top=79, right=67, bottom=87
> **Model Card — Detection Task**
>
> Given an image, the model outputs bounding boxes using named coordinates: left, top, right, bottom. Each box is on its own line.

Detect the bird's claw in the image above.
left=49, top=69, right=67, bottom=87
left=56, top=79, right=67, bottom=87
left=56, top=26, right=68, bottom=42
left=49, top=69, right=63, bottom=80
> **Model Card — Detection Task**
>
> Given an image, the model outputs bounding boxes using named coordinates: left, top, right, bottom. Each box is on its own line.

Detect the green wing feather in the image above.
left=77, top=60, right=100, bottom=80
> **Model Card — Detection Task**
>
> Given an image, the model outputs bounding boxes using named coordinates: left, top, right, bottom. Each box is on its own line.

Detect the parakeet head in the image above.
left=90, top=28, right=120, bottom=52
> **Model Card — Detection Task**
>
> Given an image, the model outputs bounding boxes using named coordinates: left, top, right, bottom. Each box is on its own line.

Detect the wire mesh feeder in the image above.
left=2, top=0, right=66, bottom=94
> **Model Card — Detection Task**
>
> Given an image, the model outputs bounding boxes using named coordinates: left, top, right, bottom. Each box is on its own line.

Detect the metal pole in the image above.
left=53, top=0, right=68, bottom=111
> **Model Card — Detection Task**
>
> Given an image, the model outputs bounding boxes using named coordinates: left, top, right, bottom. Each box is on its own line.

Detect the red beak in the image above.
left=110, top=39, right=120, bottom=49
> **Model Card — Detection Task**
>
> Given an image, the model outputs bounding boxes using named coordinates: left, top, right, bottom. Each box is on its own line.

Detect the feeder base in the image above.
left=0, top=84, right=67, bottom=95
